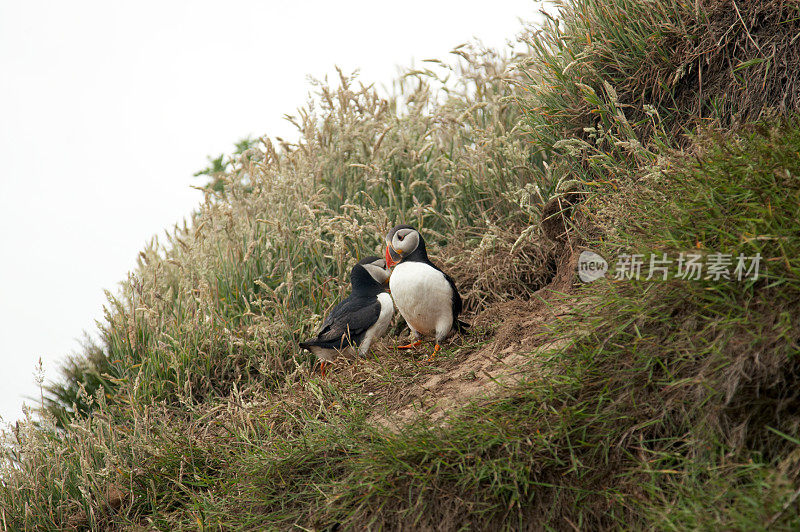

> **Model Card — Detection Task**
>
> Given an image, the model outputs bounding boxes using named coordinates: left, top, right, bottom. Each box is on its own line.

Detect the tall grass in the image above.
left=3, top=0, right=800, bottom=529
left=37, top=46, right=552, bottom=419
left=158, top=123, right=800, bottom=531
left=1, top=43, right=557, bottom=529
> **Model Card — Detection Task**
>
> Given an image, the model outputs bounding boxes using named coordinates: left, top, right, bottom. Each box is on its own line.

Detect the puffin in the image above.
left=384, top=224, right=466, bottom=361
left=299, top=256, right=394, bottom=375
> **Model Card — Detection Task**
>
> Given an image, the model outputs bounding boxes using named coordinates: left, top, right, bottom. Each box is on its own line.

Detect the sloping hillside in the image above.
left=2, top=1, right=800, bottom=530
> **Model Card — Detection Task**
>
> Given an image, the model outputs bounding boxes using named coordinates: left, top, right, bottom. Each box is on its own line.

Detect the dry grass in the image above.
left=2, top=0, right=800, bottom=530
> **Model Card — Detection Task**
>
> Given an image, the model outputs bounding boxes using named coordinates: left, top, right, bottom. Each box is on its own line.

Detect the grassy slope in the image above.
left=3, top=0, right=800, bottom=530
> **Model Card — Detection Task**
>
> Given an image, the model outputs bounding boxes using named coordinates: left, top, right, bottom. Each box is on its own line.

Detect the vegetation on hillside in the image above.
left=2, top=0, right=799, bottom=529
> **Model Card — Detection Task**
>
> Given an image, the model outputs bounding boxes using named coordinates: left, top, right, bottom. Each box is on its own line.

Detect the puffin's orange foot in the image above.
left=423, top=344, right=441, bottom=363
left=319, top=361, right=330, bottom=377
left=396, top=340, right=422, bottom=350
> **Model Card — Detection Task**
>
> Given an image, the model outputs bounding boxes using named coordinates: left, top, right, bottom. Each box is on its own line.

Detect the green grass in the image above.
left=183, top=122, right=799, bottom=531
left=154, top=124, right=799, bottom=531
left=3, top=0, right=800, bottom=530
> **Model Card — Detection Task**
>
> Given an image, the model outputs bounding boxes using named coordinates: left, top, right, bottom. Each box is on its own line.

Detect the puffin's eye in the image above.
left=398, top=234, right=404, bottom=241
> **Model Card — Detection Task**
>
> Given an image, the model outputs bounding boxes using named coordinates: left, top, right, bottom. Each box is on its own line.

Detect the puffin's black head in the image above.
left=384, top=225, right=425, bottom=267
left=351, top=255, right=390, bottom=294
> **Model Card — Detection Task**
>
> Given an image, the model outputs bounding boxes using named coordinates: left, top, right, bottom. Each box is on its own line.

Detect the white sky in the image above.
left=0, top=0, right=538, bottom=425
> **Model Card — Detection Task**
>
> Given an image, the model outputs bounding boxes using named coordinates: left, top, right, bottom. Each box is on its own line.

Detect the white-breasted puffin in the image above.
left=299, top=256, right=394, bottom=375
left=384, top=225, right=466, bottom=361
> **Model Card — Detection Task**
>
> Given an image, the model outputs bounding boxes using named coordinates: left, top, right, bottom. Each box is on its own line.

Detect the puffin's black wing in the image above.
left=425, top=260, right=468, bottom=332
left=442, top=270, right=469, bottom=331
left=308, top=295, right=382, bottom=349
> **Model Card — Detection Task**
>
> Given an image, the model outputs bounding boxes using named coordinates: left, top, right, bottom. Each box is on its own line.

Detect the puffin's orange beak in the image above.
left=385, top=244, right=398, bottom=268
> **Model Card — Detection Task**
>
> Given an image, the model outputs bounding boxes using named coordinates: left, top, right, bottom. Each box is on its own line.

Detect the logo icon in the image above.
left=578, top=250, right=608, bottom=283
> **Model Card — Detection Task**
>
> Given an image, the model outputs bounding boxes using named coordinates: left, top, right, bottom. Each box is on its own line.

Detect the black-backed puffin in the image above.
left=299, top=256, right=394, bottom=375
left=384, top=225, right=466, bottom=361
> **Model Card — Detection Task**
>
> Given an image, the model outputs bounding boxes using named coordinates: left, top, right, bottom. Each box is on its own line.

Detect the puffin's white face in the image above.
left=362, top=258, right=390, bottom=285
left=386, top=228, right=420, bottom=267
